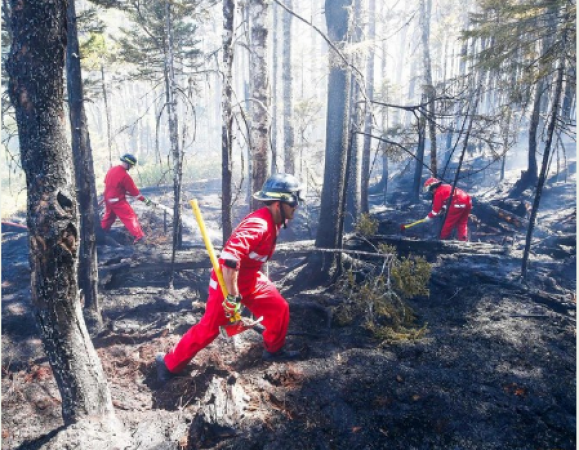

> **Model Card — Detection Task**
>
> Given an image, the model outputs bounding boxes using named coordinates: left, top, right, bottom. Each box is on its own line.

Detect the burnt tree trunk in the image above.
left=282, top=0, right=295, bottom=174
left=303, top=0, right=352, bottom=283
left=360, top=0, right=376, bottom=214
left=345, top=0, right=362, bottom=232
left=101, top=64, right=113, bottom=166
left=249, top=0, right=270, bottom=210
left=222, top=0, right=235, bottom=241
left=66, top=0, right=102, bottom=330
left=6, top=0, right=115, bottom=425
left=412, top=110, right=426, bottom=203
left=271, top=0, right=279, bottom=172
left=164, top=2, right=184, bottom=288
left=419, top=0, right=437, bottom=177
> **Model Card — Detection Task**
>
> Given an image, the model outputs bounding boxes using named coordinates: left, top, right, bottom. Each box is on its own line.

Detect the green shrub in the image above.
left=355, top=213, right=378, bottom=237
left=335, top=243, right=431, bottom=342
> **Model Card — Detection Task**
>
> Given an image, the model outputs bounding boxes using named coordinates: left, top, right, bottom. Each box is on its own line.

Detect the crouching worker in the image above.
left=156, top=173, right=304, bottom=384
left=423, top=177, right=472, bottom=241
left=101, top=153, right=152, bottom=244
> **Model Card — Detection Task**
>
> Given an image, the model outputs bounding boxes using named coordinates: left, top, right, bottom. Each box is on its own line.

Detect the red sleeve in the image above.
left=429, top=189, right=446, bottom=218
left=122, top=172, right=141, bottom=197
left=218, top=216, right=268, bottom=265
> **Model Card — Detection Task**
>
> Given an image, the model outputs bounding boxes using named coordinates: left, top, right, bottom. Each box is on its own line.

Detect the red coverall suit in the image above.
left=164, top=207, right=290, bottom=373
left=101, top=165, right=145, bottom=240
left=428, top=184, right=472, bottom=241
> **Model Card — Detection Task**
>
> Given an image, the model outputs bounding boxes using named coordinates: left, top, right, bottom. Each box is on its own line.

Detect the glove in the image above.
left=424, top=215, right=432, bottom=222
left=138, top=195, right=152, bottom=206
left=223, top=294, right=242, bottom=321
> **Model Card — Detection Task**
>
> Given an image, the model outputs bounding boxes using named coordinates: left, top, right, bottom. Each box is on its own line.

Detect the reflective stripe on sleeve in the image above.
left=249, top=251, right=268, bottom=262
left=220, top=251, right=239, bottom=261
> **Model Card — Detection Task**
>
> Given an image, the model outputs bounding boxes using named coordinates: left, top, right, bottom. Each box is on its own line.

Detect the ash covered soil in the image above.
left=2, top=177, right=576, bottom=450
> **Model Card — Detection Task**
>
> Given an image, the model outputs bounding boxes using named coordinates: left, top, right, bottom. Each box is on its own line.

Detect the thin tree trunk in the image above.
left=66, top=0, right=102, bottom=330
left=360, top=0, right=375, bottom=214
left=282, top=0, right=295, bottom=174
left=271, top=0, right=279, bottom=172
left=525, top=78, right=543, bottom=183
left=7, top=0, right=116, bottom=425
left=345, top=0, right=362, bottom=231
left=345, top=80, right=361, bottom=232
left=412, top=106, right=426, bottom=203
left=222, top=0, right=235, bottom=241
left=419, top=0, right=437, bottom=177
left=249, top=0, right=270, bottom=210
left=165, top=2, right=183, bottom=289
left=522, top=14, right=568, bottom=278
left=101, top=64, right=113, bottom=166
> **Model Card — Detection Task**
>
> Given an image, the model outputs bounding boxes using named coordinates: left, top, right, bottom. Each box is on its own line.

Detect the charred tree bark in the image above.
left=66, top=0, right=102, bottom=330
left=222, top=0, right=235, bottom=241
left=419, top=0, right=437, bottom=177
left=101, top=64, right=113, bottom=166
left=411, top=111, right=426, bottom=203
left=282, top=0, right=295, bottom=174
left=7, top=0, right=115, bottom=425
left=271, top=1, right=279, bottom=172
left=249, top=0, right=270, bottom=210
left=360, top=0, right=376, bottom=214
left=302, top=0, right=352, bottom=283
left=345, top=0, right=362, bottom=232
left=522, top=78, right=544, bottom=185
left=345, top=82, right=361, bottom=232
left=164, top=2, right=184, bottom=289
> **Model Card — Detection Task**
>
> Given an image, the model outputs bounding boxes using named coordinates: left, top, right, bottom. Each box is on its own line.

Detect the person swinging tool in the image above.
left=100, top=153, right=152, bottom=244
left=422, top=177, right=472, bottom=241
left=156, top=173, right=304, bottom=384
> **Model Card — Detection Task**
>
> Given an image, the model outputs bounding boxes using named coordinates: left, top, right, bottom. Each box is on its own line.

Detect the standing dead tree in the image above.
left=6, top=0, right=124, bottom=440
left=66, top=0, right=102, bottom=330
left=222, top=0, right=236, bottom=241
left=249, top=0, right=270, bottom=210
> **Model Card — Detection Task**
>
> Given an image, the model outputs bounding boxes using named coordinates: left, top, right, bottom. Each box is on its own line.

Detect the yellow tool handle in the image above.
left=404, top=218, right=427, bottom=229
left=189, top=200, right=229, bottom=298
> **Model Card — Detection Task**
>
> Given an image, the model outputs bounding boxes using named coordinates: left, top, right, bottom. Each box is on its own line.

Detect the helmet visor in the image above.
left=283, top=194, right=300, bottom=208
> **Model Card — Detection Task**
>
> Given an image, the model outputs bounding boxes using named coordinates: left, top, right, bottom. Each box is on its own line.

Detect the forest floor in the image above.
left=1, top=175, right=576, bottom=450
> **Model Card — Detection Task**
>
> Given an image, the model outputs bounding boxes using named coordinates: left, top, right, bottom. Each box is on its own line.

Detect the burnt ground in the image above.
left=1, top=176, right=576, bottom=450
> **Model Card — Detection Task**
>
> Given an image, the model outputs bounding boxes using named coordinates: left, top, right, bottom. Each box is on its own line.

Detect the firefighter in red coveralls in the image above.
left=156, top=173, right=303, bottom=383
left=101, top=154, right=151, bottom=244
left=423, top=177, right=472, bottom=241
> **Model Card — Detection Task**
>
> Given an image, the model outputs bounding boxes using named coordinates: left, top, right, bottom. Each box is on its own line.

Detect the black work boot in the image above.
left=262, top=348, right=301, bottom=362
left=156, top=353, right=177, bottom=384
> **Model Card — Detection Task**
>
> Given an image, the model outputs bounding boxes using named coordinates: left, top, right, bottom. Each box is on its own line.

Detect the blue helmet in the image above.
left=120, top=153, right=137, bottom=166
left=253, top=173, right=304, bottom=207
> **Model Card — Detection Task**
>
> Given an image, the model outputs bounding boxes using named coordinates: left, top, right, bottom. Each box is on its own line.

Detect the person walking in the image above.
left=101, top=153, right=151, bottom=244
left=156, top=173, right=304, bottom=383
left=422, top=177, right=472, bottom=241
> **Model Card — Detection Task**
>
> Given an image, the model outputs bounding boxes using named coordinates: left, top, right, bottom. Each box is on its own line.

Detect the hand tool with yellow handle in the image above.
left=189, top=200, right=262, bottom=336
left=400, top=218, right=427, bottom=231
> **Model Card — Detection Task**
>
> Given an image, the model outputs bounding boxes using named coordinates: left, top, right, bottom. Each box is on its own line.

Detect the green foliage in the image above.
left=114, top=0, right=202, bottom=81
left=355, top=213, right=378, bottom=237
left=391, top=256, right=431, bottom=299
left=463, top=0, right=575, bottom=85
left=334, top=243, right=431, bottom=342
